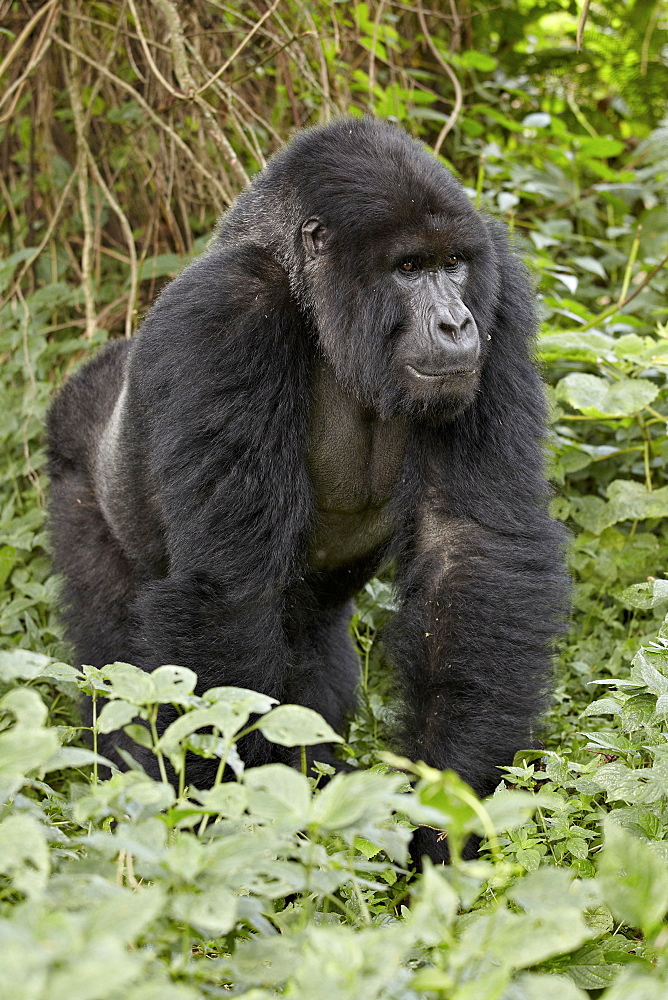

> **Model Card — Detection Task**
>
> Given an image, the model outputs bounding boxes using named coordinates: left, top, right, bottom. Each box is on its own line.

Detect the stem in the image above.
left=64, top=22, right=96, bottom=339
left=644, top=441, right=652, bottom=491
left=475, top=155, right=485, bottom=210
left=417, top=0, right=463, bottom=153
left=178, top=754, right=185, bottom=800
left=91, top=691, right=98, bottom=786
left=149, top=707, right=169, bottom=784
left=456, top=789, right=502, bottom=864
left=635, top=413, right=653, bottom=491
left=617, top=225, right=642, bottom=307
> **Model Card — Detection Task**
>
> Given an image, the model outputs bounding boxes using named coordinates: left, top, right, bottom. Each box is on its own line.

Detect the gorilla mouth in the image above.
left=405, top=364, right=477, bottom=380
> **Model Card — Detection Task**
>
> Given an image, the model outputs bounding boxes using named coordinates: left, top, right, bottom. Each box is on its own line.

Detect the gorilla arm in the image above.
left=387, top=241, right=569, bottom=862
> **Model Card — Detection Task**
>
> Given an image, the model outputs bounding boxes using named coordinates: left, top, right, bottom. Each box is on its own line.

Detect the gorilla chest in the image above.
left=306, top=364, right=407, bottom=571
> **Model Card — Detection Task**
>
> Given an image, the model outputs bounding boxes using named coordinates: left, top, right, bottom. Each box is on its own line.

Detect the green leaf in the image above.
left=589, top=763, right=644, bottom=802
left=40, top=661, right=83, bottom=684
left=74, top=771, right=175, bottom=823
left=620, top=692, right=658, bottom=730
left=0, top=689, right=59, bottom=796
left=0, top=814, right=49, bottom=896
left=621, top=579, right=668, bottom=609
left=516, top=848, right=542, bottom=872
left=158, top=689, right=277, bottom=763
left=555, top=373, right=658, bottom=417
left=599, top=969, right=668, bottom=1000
left=480, top=790, right=538, bottom=833
left=505, top=972, right=588, bottom=1000
left=457, top=903, right=594, bottom=972
left=629, top=648, right=668, bottom=695
left=0, top=648, right=57, bottom=681
left=459, top=50, right=497, bottom=71
left=0, top=545, right=15, bottom=588
left=598, top=816, right=668, bottom=935
left=583, top=696, right=622, bottom=717
left=171, top=886, right=238, bottom=937
left=0, top=247, right=38, bottom=293
left=124, top=983, right=200, bottom=1000
left=46, top=937, right=145, bottom=1000
left=205, top=686, right=276, bottom=711
left=566, top=837, right=589, bottom=860
left=123, top=723, right=154, bottom=748
left=150, top=664, right=198, bottom=704
left=572, top=255, right=607, bottom=279
left=137, top=252, right=186, bottom=282
left=197, top=782, right=247, bottom=819
left=568, top=495, right=612, bottom=535
left=410, top=863, right=459, bottom=942
left=450, top=968, right=510, bottom=999
left=103, top=662, right=156, bottom=705
left=43, top=746, right=116, bottom=772
left=244, top=764, right=311, bottom=825
left=607, top=480, right=668, bottom=523
left=577, top=137, right=625, bottom=158
left=97, top=700, right=139, bottom=734
left=540, top=942, right=619, bottom=990
left=255, top=704, right=343, bottom=747
left=123, top=980, right=200, bottom=1000
left=522, top=112, right=551, bottom=128
left=222, top=935, right=301, bottom=990
left=311, top=770, right=402, bottom=831
left=86, top=884, right=166, bottom=942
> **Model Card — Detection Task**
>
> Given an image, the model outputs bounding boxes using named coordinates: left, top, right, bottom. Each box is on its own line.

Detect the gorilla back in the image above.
left=47, top=118, right=569, bottom=864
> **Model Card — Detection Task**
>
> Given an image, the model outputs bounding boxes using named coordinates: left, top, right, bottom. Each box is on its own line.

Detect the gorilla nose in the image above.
left=438, top=315, right=474, bottom=342
left=429, top=312, right=480, bottom=373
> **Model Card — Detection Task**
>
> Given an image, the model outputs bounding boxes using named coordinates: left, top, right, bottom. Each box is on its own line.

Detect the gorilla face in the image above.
left=301, top=206, right=495, bottom=421
left=389, top=251, right=480, bottom=408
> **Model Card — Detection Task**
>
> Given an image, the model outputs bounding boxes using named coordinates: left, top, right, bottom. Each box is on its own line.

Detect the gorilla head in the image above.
left=218, top=118, right=502, bottom=420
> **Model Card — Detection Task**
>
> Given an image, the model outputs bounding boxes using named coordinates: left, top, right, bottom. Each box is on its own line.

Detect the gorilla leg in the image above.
left=50, top=471, right=153, bottom=772
left=47, top=341, right=139, bottom=670
left=48, top=470, right=140, bottom=670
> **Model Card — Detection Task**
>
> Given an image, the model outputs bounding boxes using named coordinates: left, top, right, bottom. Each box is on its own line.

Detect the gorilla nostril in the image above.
left=438, top=322, right=460, bottom=341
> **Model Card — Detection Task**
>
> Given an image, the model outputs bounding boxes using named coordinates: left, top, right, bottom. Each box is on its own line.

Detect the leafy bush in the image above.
left=1, top=645, right=668, bottom=999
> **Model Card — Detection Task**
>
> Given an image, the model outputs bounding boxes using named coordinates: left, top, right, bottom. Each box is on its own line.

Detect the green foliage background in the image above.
left=1, top=1, right=668, bottom=997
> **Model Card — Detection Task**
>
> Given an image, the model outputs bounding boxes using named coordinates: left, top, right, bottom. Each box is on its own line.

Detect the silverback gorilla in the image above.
left=46, top=118, right=568, bottom=864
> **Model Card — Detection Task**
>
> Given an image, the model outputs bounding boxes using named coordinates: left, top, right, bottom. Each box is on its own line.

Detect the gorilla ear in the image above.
left=301, top=217, right=328, bottom=258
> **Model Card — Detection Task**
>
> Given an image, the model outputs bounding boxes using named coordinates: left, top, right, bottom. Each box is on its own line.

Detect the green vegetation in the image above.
left=1, top=1, right=668, bottom=997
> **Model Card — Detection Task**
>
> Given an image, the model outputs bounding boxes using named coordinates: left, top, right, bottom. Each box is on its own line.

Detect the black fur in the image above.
left=46, top=118, right=569, bottom=864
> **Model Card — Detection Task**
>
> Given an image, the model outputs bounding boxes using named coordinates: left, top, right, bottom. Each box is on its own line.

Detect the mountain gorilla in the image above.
left=47, top=118, right=568, bottom=864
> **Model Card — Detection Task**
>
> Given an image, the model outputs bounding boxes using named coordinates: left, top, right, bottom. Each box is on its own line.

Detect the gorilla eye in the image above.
left=398, top=258, right=422, bottom=274
left=443, top=254, right=460, bottom=270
